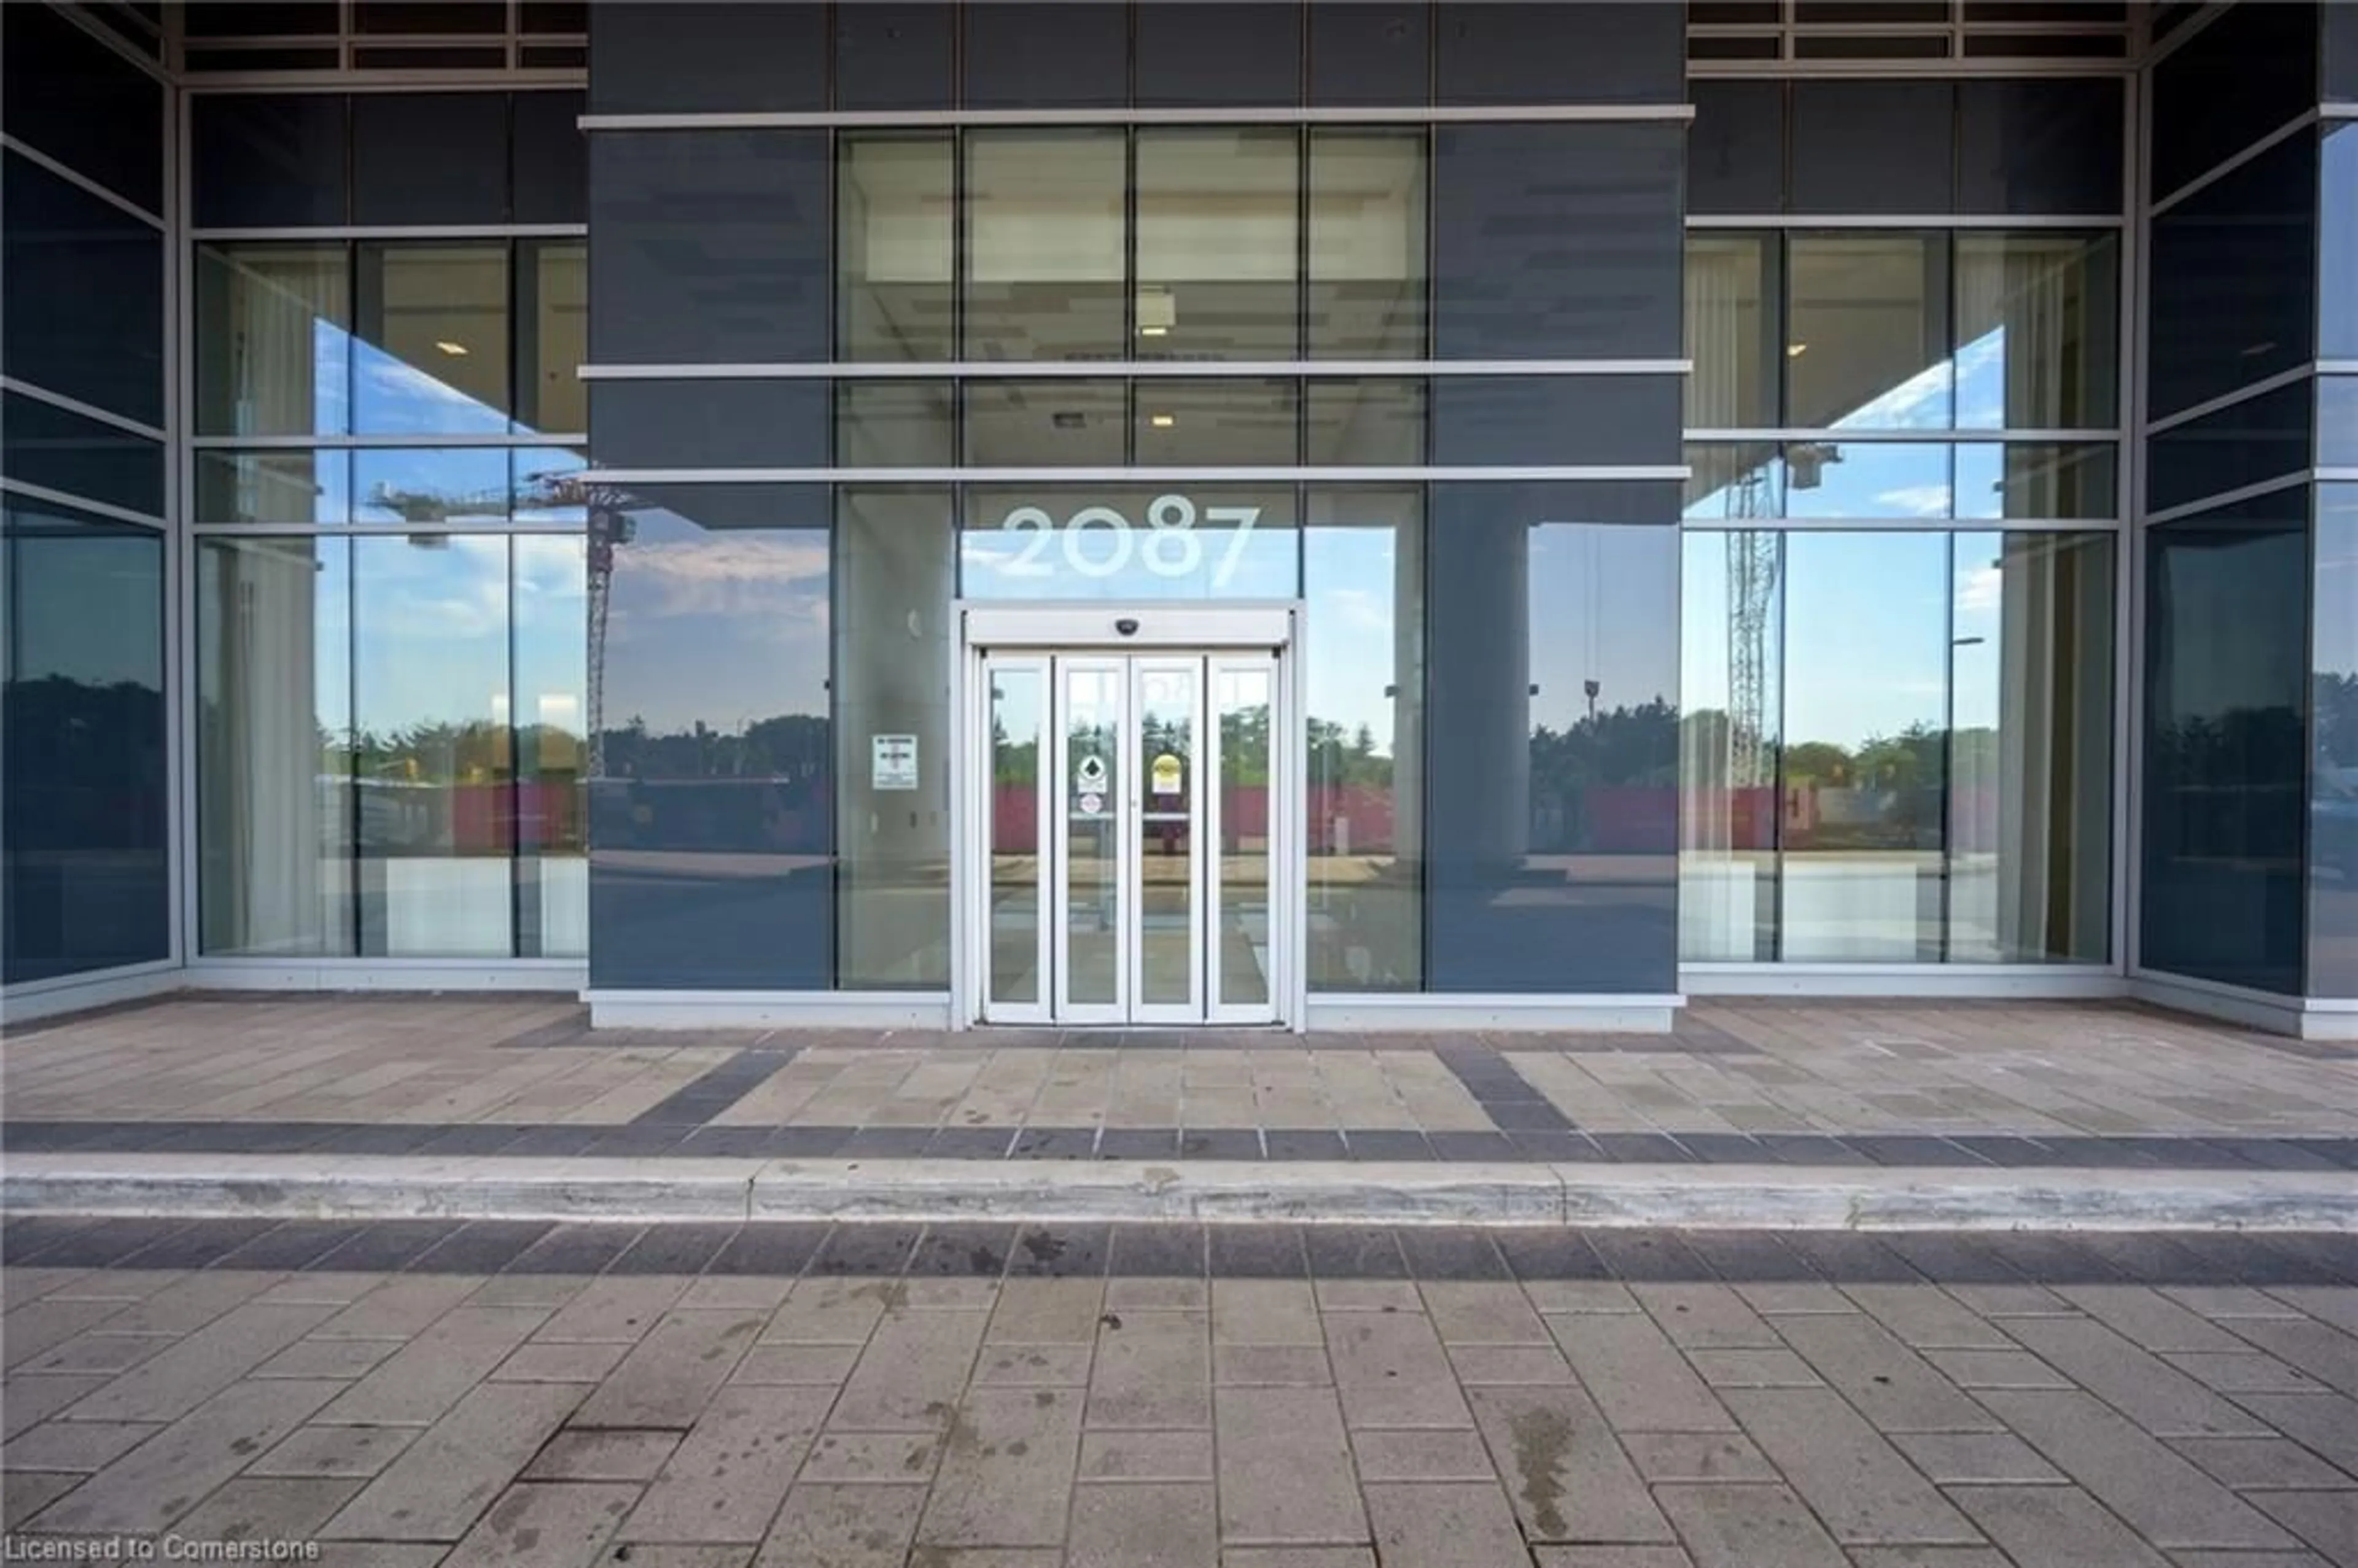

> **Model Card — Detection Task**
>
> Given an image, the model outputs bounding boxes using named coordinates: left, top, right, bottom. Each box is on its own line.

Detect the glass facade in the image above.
left=31, top=2, right=2356, bottom=1027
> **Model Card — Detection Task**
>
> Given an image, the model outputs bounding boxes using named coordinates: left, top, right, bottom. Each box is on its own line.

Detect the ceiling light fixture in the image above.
left=1150, top=413, right=1176, bottom=428
left=435, top=340, right=470, bottom=356
left=1138, top=325, right=1170, bottom=337
left=1786, top=343, right=1807, bottom=358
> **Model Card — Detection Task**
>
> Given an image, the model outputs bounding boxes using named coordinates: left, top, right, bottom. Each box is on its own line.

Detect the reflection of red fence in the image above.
left=355, top=780, right=584, bottom=853
left=990, top=783, right=1399, bottom=853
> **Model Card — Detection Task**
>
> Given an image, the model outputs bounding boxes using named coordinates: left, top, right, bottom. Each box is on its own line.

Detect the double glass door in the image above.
left=980, top=651, right=1280, bottom=1025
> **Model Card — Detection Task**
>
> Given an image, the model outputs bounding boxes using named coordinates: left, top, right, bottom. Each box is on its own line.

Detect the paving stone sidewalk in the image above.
left=4, top=996, right=2357, bottom=1172
left=4, top=1218, right=2357, bottom=1567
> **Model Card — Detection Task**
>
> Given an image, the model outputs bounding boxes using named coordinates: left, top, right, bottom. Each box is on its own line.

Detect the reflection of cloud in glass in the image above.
left=601, top=513, right=831, bottom=735
left=1952, top=329, right=2006, bottom=429
left=1835, top=359, right=1953, bottom=431
left=353, top=342, right=506, bottom=436
left=1875, top=485, right=1953, bottom=518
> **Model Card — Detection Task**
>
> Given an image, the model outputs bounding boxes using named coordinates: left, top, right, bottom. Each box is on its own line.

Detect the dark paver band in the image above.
left=629, top=1046, right=801, bottom=1126
left=6, top=1119, right=2356, bottom=1170
left=5, top=1214, right=2355, bottom=1289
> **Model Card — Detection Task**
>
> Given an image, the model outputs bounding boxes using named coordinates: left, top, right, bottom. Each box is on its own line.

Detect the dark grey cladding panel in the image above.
left=1309, top=2, right=1430, bottom=106
left=1433, top=124, right=1684, bottom=360
left=1957, top=77, right=2123, bottom=216
left=1, top=1, right=164, bottom=214
left=2331, top=1, right=2358, bottom=104
left=964, top=3, right=1130, bottom=109
left=1431, top=376, right=1683, bottom=468
left=589, top=2, right=825, bottom=114
left=590, top=130, right=829, bottom=364
left=513, top=91, right=588, bottom=225
left=1423, top=482, right=1681, bottom=996
left=587, top=482, right=833, bottom=991
left=1135, top=3, right=1303, bottom=106
left=1688, top=81, right=1784, bottom=215
left=833, top=4, right=955, bottom=111
left=1789, top=81, right=1954, bottom=215
left=1436, top=2, right=1682, bottom=105
left=590, top=382, right=828, bottom=470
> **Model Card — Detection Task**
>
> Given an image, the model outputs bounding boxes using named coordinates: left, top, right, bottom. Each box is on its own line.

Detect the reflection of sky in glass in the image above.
left=1783, top=532, right=1948, bottom=750
left=1951, top=328, right=2009, bottom=430
left=1786, top=443, right=1951, bottom=520
left=300, top=304, right=572, bottom=439
left=601, top=506, right=830, bottom=737
left=1528, top=526, right=1676, bottom=730
left=352, top=535, right=510, bottom=737
left=1304, top=527, right=1405, bottom=750
left=1948, top=532, right=2005, bottom=733
left=7, top=524, right=161, bottom=689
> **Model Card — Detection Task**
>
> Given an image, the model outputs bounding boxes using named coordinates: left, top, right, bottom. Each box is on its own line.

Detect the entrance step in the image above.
left=5, top=1154, right=2351, bottom=1232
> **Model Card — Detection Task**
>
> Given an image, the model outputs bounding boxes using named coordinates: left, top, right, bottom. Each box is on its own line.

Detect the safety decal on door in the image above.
left=1151, top=753, right=1183, bottom=795
left=1074, top=753, right=1108, bottom=816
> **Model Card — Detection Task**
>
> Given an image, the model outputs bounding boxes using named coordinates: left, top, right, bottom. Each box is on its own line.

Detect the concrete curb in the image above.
left=3, top=1154, right=2354, bottom=1231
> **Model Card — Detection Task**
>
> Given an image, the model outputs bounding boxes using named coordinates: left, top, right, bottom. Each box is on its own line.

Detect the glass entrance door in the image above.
left=976, top=650, right=1280, bottom=1025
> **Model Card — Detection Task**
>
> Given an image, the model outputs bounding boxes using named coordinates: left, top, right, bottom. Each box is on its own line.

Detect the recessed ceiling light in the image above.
left=1786, top=343, right=1807, bottom=358
left=1138, top=325, right=1170, bottom=338
left=435, top=340, right=470, bottom=356
left=1150, top=413, right=1176, bottom=429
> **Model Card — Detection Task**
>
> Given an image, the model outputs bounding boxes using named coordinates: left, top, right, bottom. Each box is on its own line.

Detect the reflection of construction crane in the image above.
left=1726, top=468, right=1777, bottom=786
left=366, top=483, right=508, bottom=522
left=578, top=481, right=634, bottom=778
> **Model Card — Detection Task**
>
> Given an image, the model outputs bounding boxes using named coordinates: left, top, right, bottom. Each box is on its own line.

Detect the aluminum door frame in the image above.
left=1205, top=650, right=1283, bottom=1026
left=1048, top=655, right=1130, bottom=1027
left=973, top=653, right=1053, bottom=1027
left=954, top=602, right=1302, bottom=1031
left=1125, top=656, right=1208, bottom=1027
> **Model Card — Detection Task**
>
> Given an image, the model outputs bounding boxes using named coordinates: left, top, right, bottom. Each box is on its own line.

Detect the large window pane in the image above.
left=965, top=131, right=1124, bottom=362
left=1954, top=232, right=2119, bottom=430
left=1139, top=129, right=1299, bottom=360
left=516, top=239, right=585, bottom=436
left=1787, top=233, right=1951, bottom=430
left=960, top=486, right=1298, bottom=602
left=1947, top=532, right=2112, bottom=963
left=1784, top=441, right=1951, bottom=519
left=1307, top=379, right=1425, bottom=465
left=838, top=136, right=952, bottom=361
left=4, top=155, right=165, bottom=430
left=354, top=242, right=510, bottom=435
left=1684, top=443, right=1785, bottom=521
left=515, top=535, right=586, bottom=957
left=196, top=450, right=350, bottom=527
left=836, top=487, right=954, bottom=988
left=353, top=448, right=508, bottom=526
left=1309, top=131, right=1426, bottom=359
left=197, top=536, right=355, bottom=957
left=1780, top=532, right=1948, bottom=960
left=1305, top=487, right=1422, bottom=990
left=1685, top=233, right=1780, bottom=428
left=353, top=535, right=513, bottom=957
left=1134, top=380, right=1298, bottom=466
left=195, top=243, right=350, bottom=437
left=1956, top=442, right=2117, bottom=519
left=965, top=381, right=1124, bottom=467
left=2313, top=487, right=2358, bottom=994
left=2141, top=503, right=2308, bottom=995
left=1679, top=531, right=1781, bottom=961
left=2, top=503, right=169, bottom=982
left=838, top=381, right=954, bottom=467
